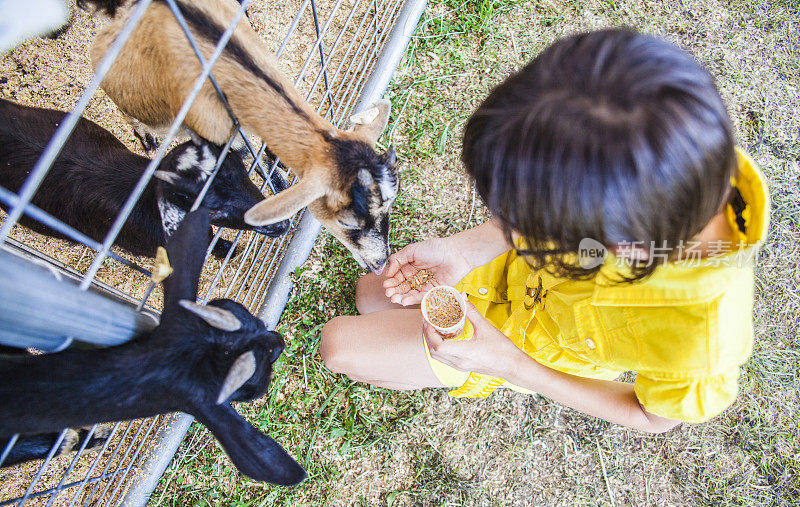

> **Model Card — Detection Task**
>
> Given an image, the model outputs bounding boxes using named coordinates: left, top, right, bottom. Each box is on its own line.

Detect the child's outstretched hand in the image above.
left=383, top=238, right=473, bottom=306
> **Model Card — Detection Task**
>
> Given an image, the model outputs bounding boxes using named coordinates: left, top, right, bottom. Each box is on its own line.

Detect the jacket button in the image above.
left=585, top=338, right=596, bottom=350
left=478, top=287, right=488, bottom=295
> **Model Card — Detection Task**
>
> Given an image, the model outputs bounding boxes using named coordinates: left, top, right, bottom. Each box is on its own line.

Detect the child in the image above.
left=319, top=29, right=769, bottom=432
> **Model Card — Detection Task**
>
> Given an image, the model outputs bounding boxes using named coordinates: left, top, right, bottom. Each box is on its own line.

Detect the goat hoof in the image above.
left=58, top=429, right=80, bottom=456
left=211, top=239, right=239, bottom=259
left=143, top=134, right=160, bottom=153
left=76, top=425, right=112, bottom=453
left=133, top=130, right=160, bottom=153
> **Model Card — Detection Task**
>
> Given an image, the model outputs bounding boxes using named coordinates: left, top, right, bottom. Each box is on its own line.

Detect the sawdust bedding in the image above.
left=0, top=0, right=372, bottom=502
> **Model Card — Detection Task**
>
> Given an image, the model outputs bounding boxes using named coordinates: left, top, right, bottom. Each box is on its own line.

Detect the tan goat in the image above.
left=89, top=0, right=399, bottom=273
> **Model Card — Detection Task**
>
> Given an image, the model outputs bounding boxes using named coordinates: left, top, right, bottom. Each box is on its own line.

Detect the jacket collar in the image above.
left=590, top=148, right=769, bottom=307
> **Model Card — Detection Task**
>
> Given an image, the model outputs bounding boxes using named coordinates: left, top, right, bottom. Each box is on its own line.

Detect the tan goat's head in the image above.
left=244, top=100, right=399, bottom=273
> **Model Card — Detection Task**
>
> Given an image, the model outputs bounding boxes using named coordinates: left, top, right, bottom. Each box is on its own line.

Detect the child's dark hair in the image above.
left=462, top=28, right=737, bottom=281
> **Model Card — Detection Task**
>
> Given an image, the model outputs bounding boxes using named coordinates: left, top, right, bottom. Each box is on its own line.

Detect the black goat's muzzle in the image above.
left=268, top=332, right=285, bottom=364
left=208, top=210, right=289, bottom=237
left=252, top=219, right=290, bottom=237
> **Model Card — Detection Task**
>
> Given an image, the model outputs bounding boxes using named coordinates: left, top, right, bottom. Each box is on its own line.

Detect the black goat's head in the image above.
left=156, top=208, right=304, bottom=486
left=162, top=298, right=284, bottom=406
left=154, top=139, right=290, bottom=239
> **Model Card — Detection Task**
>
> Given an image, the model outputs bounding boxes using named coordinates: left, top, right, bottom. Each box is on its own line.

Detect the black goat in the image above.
left=0, top=426, right=111, bottom=468
left=0, top=208, right=305, bottom=485
left=0, top=99, right=290, bottom=258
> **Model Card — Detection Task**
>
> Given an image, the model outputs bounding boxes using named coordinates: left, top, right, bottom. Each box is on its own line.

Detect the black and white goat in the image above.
left=0, top=99, right=290, bottom=258
left=85, top=0, right=399, bottom=273
left=0, top=208, right=305, bottom=485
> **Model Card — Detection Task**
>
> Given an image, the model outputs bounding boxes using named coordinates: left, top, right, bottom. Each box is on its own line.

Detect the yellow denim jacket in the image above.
left=447, top=149, right=769, bottom=423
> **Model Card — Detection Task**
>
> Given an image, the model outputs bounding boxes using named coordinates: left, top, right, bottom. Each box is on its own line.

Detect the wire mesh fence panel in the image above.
left=0, top=0, right=419, bottom=503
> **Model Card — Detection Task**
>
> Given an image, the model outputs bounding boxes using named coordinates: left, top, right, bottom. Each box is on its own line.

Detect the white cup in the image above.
left=421, top=286, right=467, bottom=339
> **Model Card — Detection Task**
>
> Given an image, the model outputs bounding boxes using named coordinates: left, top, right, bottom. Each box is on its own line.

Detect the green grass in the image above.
left=154, top=0, right=800, bottom=504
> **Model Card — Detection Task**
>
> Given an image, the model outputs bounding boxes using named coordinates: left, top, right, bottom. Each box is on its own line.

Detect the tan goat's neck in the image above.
left=239, top=90, right=378, bottom=182
left=240, top=99, right=338, bottom=176
left=217, top=52, right=342, bottom=177
left=177, top=0, right=347, bottom=178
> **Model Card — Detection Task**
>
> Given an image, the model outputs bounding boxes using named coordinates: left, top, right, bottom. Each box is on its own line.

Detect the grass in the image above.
left=154, top=0, right=800, bottom=504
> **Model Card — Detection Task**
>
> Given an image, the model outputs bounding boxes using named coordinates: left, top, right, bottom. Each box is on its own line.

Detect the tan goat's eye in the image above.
left=337, top=218, right=360, bottom=230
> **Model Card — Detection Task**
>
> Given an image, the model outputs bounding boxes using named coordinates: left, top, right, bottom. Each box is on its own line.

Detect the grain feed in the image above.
left=397, top=268, right=436, bottom=293
left=424, top=287, right=462, bottom=328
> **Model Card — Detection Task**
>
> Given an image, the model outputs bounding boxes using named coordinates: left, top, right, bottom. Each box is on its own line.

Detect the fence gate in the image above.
left=0, top=0, right=426, bottom=504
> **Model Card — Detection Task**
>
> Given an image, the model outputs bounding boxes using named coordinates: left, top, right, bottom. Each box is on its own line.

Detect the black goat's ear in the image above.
left=178, top=300, right=241, bottom=332
left=187, top=129, right=205, bottom=147
left=162, top=208, right=210, bottom=306
left=192, top=403, right=306, bottom=486
left=153, top=170, right=180, bottom=185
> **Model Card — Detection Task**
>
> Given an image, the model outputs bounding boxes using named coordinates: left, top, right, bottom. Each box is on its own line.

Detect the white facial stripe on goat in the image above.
left=365, top=195, right=390, bottom=224
left=376, top=168, right=397, bottom=202
left=357, top=169, right=374, bottom=188
left=158, top=199, right=187, bottom=237
left=176, top=147, right=199, bottom=173
left=368, top=167, right=397, bottom=211
left=176, top=145, right=216, bottom=180
left=198, top=145, right=217, bottom=179
left=357, top=168, right=396, bottom=210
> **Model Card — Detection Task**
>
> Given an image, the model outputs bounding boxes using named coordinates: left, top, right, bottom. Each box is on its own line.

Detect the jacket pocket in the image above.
left=571, top=300, right=639, bottom=365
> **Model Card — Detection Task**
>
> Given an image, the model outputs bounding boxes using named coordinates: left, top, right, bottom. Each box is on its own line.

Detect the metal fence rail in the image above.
left=0, top=0, right=426, bottom=504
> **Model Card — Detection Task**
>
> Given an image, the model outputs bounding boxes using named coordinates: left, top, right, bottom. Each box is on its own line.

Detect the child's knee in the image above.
left=319, top=317, right=353, bottom=374
left=354, top=274, right=379, bottom=314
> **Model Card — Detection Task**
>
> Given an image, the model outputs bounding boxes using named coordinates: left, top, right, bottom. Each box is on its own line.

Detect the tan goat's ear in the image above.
left=244, top=177, right=325, bottom=226
left=349, top=99, right=391, bottom=147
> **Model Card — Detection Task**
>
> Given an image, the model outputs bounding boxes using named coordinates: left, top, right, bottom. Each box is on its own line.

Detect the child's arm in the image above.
left=384, top=219, right=512, bottom=305
left=446, top=219, right=514, bottom=269
left=425, top=300, right=681, bottom=433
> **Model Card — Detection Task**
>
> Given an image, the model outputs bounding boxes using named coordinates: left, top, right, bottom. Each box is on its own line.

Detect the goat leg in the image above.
left=127, top=116, right=162, bottom=154
left=1, top=431, right=75, bottom=467
left=268, top=168, right=290, bottom=194
left=210, top=231, right=238, bottom=259
left=191, top=402, right=305, bottom=486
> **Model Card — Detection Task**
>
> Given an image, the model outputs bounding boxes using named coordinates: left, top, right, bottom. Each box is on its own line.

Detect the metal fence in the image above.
left=0, top=0, right=426, bottom=504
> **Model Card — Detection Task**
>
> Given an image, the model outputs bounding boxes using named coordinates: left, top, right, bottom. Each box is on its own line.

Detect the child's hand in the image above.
left=423, top=297, right=524, bottom=378
left=383, top=238, right=473, bottom=305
